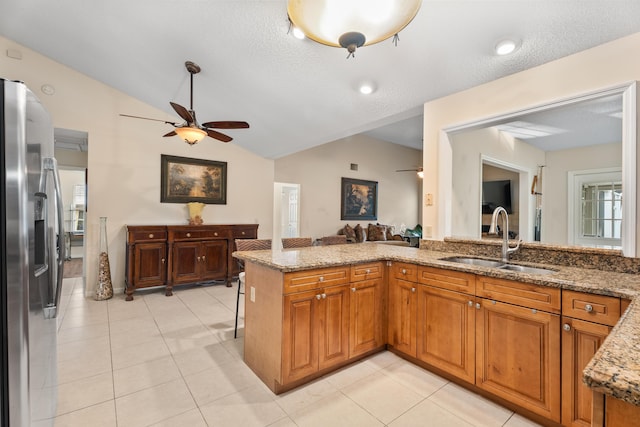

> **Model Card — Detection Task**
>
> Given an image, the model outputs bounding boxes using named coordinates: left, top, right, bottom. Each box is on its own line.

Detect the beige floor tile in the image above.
left=324, top=360, right=378, bottom=390
left=381, top=359, right=449, bottom=397
left=221, top=335, right=245, bottom=360
left=57, top=351, right=112, bottom=385
left=184, top=358, right=263, bottom=406
left=171, top=341, right=236, bottom=376
left=56, top=322, right=110, bottom=345
left=56, top=372, right=114, bottom=416
left=109, top=321, right=162, bottom=350
left=342, top=370, right=424, bottom=424
left=388, top=398, right=473, bottom=427
left=363, top=350, right=404, bottom=371
left=57, top=335, right=111, bottom=362
left=290, top=392, right=384, bottom=427
left=265, top=417, right=299, bottom=427
left=115, top=378, right=196, bottom=427
left=113, top=355, right=182, bottom=397
left=110, top=337, right=170, bottom=370
left=161, top=324, right=219, bottom=353
left=273, top=377, right=338, bottom=415
left=52, top=401, right=117, bottom=427
left=504, top=413, right=543, bottom=426
left=147, top=408, right=207, bottom=427
left=429, top=383, right=514, bottom=427
left=199, top=384, right=286, bottom=427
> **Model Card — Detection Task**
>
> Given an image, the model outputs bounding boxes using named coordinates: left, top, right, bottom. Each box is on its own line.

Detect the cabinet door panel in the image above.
left=172, top=242, right=200, bottom=284
left=283, top=290, right=319, bottom=384
left=200, top=240, right=228, bottom=280
left=134, top=243, right=167, bottom=288
left=318, top=285, right=350, bottom=370
left=417, top=286, right=475, bottom=383
left=388, top=277, right=417, bottom=357
left=349, top=278, right=384, bottom=358
left=562, top=317, right=611, bottom=427
left=476, top=300, right=561, bottom=422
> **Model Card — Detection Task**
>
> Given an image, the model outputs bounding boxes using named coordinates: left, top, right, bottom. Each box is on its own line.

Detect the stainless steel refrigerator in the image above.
left=1, top=79, right=64, bottom=426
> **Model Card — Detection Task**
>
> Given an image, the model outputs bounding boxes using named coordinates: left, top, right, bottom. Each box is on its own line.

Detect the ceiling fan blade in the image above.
left=170, top=102, right=193, bottom=123
left=120, top=114, right=178, bottom=126
left=163, top=131, right=177, bottom=137
left=202, top=121, right=250, bottom=129
left=205, top=129, right=233, bottom=143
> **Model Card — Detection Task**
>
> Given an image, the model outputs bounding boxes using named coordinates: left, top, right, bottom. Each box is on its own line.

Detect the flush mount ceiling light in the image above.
left=287, top=0, right=422, bottom=58
left=359, top=82, right=376, bottom=94
left=495, top=39, right=519, bottom=56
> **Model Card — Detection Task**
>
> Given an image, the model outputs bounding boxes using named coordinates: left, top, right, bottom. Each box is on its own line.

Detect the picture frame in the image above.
left=160, top=154, right=227, bottom=204
left=340, top=177, right=378, bottom=220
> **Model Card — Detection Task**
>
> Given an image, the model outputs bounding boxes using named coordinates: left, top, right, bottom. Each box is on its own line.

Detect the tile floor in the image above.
left=52, top=277, right=542, bottom=427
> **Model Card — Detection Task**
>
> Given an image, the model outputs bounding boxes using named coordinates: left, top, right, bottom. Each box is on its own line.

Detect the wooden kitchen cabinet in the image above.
left=388, top=262, right=418, bottom=357
left=561, top=290, right=620, bottom=427
left=476, top=297, right=561, bottom=423
left=125, top=224, right=258, bottom=299
left=282, top=283, right=350, bottom=384
left=349, top=262, right=385, bottom=358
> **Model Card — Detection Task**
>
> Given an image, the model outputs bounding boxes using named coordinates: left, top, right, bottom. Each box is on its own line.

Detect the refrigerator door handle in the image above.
left=42, top=157, right=65, bottom=319
left=34, top=191, right=49, bottom=277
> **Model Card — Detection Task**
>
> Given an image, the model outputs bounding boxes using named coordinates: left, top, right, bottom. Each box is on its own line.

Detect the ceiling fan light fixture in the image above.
left=287, top=0, right=422, bottom=57
left=175, top=126, right=207, bottom=145
left=292, top=26, right=306, bottom=40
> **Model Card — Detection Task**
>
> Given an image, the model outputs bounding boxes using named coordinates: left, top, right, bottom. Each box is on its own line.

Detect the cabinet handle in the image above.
left=161, top=258, right=165, bottom=264
left=411, top=287, right=416, bottom=293
left=475, top=302, right=481, bottom=310
left=186, top=232, right=191, bottom=237
left=585, top=304, right=594, bottom=313
left=351, top=287, right=356, bottom=292
left=319, top=276, right=324, bottom=282
left=365, top=269, right=371, bottom=274
left=563, top=323, right=572, bottom=332
left=322, top=293, right=327, bottom=299
left=148, top=233, right=154, bottom=238
left=316, top=294, right=322, bottom=300
left=402, top=269, right=407, bottom=275
left=468, top=300, right=473, bottom=307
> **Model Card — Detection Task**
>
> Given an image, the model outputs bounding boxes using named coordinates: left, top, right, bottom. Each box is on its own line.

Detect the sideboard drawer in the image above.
left=131, top=230, right=167, bottom=242
left=172, top=228, right=230, bottom=240
left=562, top=290, right=620, bottom=326
left=233, top=225, right=258, bottom=239
left=284, top=266, right=350, bottom=294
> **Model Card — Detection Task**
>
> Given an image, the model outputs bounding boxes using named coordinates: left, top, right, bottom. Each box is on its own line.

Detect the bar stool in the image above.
left=234, top=238, right=272, bottom=338
left=281, top=237, right=313, bottom=249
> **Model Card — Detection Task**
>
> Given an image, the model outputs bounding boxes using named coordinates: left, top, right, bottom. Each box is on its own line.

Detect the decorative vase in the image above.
left=95, top=216, right=113, bottom=300
left=188, top=202, right=205, bottom=225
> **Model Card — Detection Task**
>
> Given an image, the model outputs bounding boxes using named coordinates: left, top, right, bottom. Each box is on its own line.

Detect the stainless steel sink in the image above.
left=497, top=264, right=555, bottom=275
left=439, top=256, right=555, bottom=275
left=439, top=256, right=505, bottom=268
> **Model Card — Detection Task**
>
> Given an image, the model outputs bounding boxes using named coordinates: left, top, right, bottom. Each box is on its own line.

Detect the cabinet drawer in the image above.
left=284, top=267, right=350, bottom=294
left=131, top=230, right=167, bottom=242
left=172, top=229, right=229, bottom=240
left=391, top=262, right=418, bottom=282
left=476, top=276, right=561, bottom=314
left=351, top=262, right=383, bottom=282
left=233, top=225, right=258, bottom=239
left=562, top=290, right=620, bottom=326
left=418, top=266, right=475, bottom=295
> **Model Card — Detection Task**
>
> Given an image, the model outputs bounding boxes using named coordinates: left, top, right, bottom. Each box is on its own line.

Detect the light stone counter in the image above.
left=234, top=242, right=640, bottom=406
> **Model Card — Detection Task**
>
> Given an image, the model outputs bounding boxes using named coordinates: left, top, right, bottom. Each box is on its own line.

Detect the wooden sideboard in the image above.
left=125, top=224, right=258, bottom=300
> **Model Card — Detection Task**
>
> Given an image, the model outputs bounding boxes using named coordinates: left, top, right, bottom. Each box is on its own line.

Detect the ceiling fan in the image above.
left=120, top=61, right=249, bottom=145
left=396, top=167, right=424, bottom=178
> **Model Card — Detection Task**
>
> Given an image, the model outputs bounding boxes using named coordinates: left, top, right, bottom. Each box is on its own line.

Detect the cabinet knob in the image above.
left=241, top=231, right=246, bottom=235
left=411, top=287, right=416, bottom=293
left=148, top=233, right=154, bottom=238
left=365, top=269, right=371, bottom=274
left=468, top=300, right=473, bottom=307
left=319, top=276, right=324, bottom=282
left=316, top=294, right=322, bottom=300
left=186, top=232, right=191, bottom=237
left=402, top=269, right=407, bottom=274
left=563, top=323, right=572, bottom=332
left=202, top=256, right=205, bottom=261
left=475, top=302, right=481, bottom=310
left=214, top=232, right=218, bottom=236
left=585, top=304, right=594, bottom=313
left=351, top=287, right=356, bottom=292
left=161, top=258, right=165, bottom=264
left=322, top=293, right=327, bottom=299
left=197, top=256, right=201, bottom=262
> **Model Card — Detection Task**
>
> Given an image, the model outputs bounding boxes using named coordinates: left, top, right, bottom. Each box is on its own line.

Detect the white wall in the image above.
left=0, top=36, right=275, bottom=296
left=422, top=31, right=640, bottom=254
left=275, top=134, right=422, bottom=239
left=544, top=142, right=622, bottom=244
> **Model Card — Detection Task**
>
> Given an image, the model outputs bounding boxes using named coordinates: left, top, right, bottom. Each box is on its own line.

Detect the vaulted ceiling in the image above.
left=2, top=1, right=639, bottom=158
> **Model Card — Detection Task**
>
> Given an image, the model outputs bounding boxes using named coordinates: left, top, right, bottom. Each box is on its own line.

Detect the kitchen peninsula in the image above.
left=234, top=241, right=640, bottom=426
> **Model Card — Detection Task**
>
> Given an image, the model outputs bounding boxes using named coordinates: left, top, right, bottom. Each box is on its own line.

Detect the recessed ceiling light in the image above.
left=292, top=27, right=305, bottom=40
left=495, top=39, right=518, bottom=56
left=359, top=85, right=373, bottom=95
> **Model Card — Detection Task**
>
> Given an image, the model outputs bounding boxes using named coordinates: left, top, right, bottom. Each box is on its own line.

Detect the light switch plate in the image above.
left=250, top=286, right=256, bottom=302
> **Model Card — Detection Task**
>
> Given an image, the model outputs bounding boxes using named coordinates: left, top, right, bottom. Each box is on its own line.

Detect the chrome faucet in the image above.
left=488, top=206, right=521, bottom=263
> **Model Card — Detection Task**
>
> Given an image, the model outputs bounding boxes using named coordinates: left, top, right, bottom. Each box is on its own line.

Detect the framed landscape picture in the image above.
left=341, top=177, right=378, bottom=220
left=161, top=155, right=227, bottom=204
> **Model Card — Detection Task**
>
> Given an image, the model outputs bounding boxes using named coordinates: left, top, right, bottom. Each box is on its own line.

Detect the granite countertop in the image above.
left=234, top=243, right=640, bottom=406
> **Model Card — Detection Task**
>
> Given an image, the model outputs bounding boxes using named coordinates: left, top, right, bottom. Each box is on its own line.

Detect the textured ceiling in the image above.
left=1, top=1, right=639, bottom=158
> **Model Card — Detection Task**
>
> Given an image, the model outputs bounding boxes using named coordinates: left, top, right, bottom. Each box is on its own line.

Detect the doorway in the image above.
left=273, top=183, right=301, bottom=248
